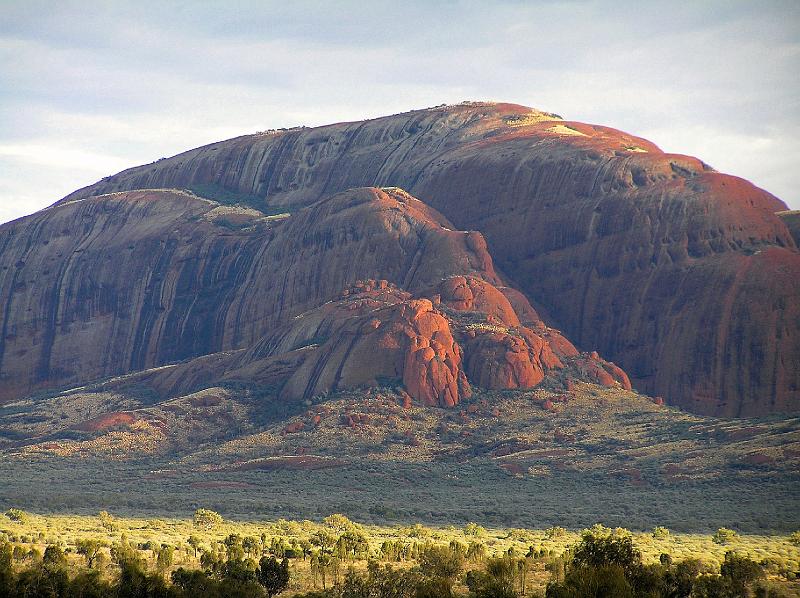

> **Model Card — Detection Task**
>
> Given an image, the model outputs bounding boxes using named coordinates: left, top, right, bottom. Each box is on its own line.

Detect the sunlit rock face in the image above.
left=6, top=102, right=798, bottom=416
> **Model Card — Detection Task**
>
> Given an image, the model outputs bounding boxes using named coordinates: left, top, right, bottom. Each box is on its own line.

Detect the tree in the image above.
left=258, top=556, right=290, bottom=597
left=465, top=556, right=519, bottom=598
left=310, top=530, right=336, bottom=556
left=652, top=526, right=670, bottom=540
left=405, top=523, right=430, bottom=539
left=243, top=536, right=261, bottom=559
left=68, top=569, right=113, bottom=597
left=323, top=514, right=357, bottom=533
left=99, top=510, right=116, bottom=531
left=224, top=534, right=245, bottom=561
left=76, top=538, right=106, bottom=569
left=172, top=568, right=217, bottom=595
left=712, top=528, right=738, bottom=545
left=193, top=508, right=224, bottom=530
left=463, top=522, right=486, bottom=537
left=337, top=530, right=369, bottom=561
left=720, top=551, right=764, bottom=592
left=546, top=527, right=644, bottom=598
left=789, top=531, right=800, bottom=546
left=187, top=535, right=202, bottom=559
left=0, top=541, right=13, bottom=595
left=117, top=555, right=170, bottom=598
left=546, top=564, right=634, bottom=598
left=662, top=557, right=711, bottom=598
left=4, top=508, right=28, bottom=523
left=545, top=526, right=566, bottom=539
left=155, top=544, right=174, bottom=574
left=418, top=545, right=465, bottom=594
left=43, top=545, right=68, bottom=570
left=570, top=529, right=642, bottom=579
left=111, top=537, right=143, bottom=569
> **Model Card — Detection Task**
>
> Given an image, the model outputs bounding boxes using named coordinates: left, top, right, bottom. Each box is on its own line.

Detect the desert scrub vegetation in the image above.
left=0, top=511, right=798, bottom=596
left=2, top=385, right=798, bottom=536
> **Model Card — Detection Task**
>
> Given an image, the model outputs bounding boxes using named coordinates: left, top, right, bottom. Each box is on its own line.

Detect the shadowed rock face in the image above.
left=0, top=190, right=268, bottom=401
left=778, top=211, right=800, bottom=247
left=50, top=102, right=798, bottom=416
left=0, top=186, right=543, bottom=403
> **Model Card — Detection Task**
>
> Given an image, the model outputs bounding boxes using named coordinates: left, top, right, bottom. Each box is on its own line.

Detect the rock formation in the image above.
left=0, top=186, right=589, bottom=405
left=4, top=102, right=798, bottom=416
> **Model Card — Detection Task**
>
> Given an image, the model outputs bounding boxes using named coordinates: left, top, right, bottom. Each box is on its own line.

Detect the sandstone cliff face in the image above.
left=54, top=103, right=799, bottom=415
left=0, top=190, right=267, bottom=401
left=0, top=186, right=520, bottom=402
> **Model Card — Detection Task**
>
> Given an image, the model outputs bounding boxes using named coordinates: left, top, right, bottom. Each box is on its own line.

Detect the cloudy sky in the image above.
left=1, top=0, right=798, bottom=224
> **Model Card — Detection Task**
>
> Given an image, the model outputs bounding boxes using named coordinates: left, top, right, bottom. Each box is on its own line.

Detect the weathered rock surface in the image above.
left=0, top=190, right=268, bottom=401
left=249, top=283, right=469, bottom=407
left=53, top=102, right=799, bottom=415
left=0, top=187, right=500, bottom=400
left=240, top=278, right=622, bottom=406
left=3, top=185, right=594, bottom=404
left=425, top=275, right=567, bottom=391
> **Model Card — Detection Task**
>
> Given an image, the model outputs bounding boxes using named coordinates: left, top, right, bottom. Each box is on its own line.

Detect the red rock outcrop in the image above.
left=52, top=102, right=799, bottom=415
left=0, top=187, right=499, bottom=401
left=433, top=275, right=521, bottom=326
left=424, top=276, right=569, bottom=391
left=253, top=284, right=470, bottom=407
left=8, top=185, right=591, bottom=406
left=239, top=278, right=622, bottom=406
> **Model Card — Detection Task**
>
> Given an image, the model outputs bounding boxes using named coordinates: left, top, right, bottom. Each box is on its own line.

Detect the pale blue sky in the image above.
left=1, top=0, right=798, bottom=224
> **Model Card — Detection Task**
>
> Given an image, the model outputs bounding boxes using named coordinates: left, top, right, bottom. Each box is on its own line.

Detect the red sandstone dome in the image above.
left=0, top=102, right=797, bottom=417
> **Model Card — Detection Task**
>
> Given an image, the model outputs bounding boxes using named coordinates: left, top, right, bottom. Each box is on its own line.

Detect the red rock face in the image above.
left=241, top=277, right=621, bottom=406
left=0, top=187, right=498, bottom=401
left=3, top=185, right=596, bottom=406
left=260, top=286, right=470, bottom=407
left=0, top=190, right=269, bottom=401
left=424, top=276, right=568, bottom=391
left=18, top=103, right=800, bottom=415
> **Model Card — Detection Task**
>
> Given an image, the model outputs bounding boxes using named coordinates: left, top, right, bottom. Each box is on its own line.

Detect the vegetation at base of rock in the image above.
left=3, top=383, right=798, bottom=535
left=186, top=182, right=264, bottom=210
left=0, top=512, right=798, bottom=596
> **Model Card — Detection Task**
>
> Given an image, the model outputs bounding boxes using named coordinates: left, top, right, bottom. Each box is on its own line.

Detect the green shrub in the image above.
left=4, top=509, right=28, bottom=524
left=545, top=526, right=567, bottom=539
left=712, top=527, right=738, bottom=545
left=193, top=509, right=223, bottom=530
left=652, top=526, right=670, bottom=539
left=463, top=522, right=486, bottom=537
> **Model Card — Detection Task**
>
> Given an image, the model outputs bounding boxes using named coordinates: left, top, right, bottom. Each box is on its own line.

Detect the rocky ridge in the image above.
left=48, top=102, right=800, bottom=416
left=0, top=185, right=627, bottom=409
left=2, top=102, right=798, bottom=415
